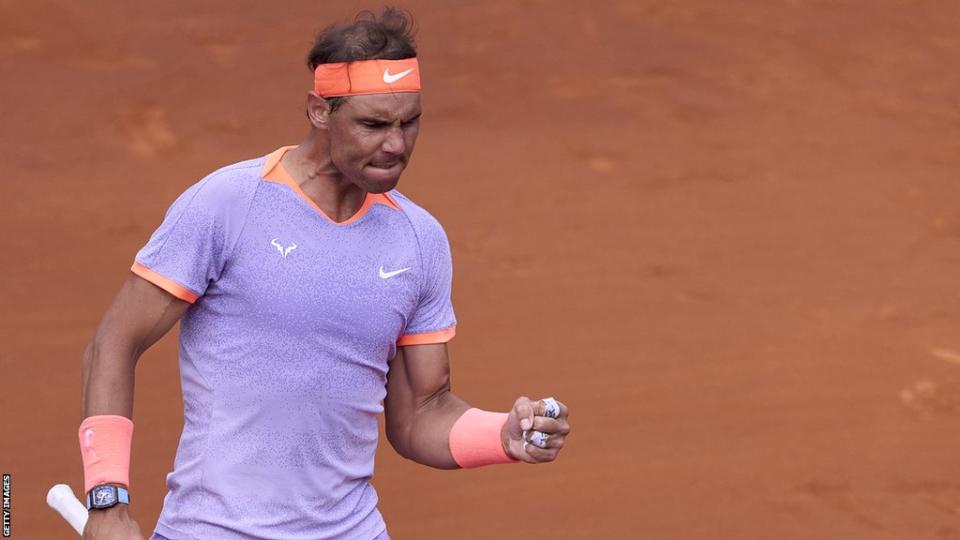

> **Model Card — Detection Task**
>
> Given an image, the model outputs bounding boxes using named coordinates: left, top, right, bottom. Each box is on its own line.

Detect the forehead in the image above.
left=339, top=93, right=421, bottom=119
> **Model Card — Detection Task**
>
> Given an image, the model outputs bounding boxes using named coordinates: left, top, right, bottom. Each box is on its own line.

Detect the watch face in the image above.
left=92, top=486, right=118, bottom=507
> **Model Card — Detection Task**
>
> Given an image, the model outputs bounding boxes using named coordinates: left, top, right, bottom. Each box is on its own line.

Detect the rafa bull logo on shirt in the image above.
left=270, top=238, right=298, bottom=258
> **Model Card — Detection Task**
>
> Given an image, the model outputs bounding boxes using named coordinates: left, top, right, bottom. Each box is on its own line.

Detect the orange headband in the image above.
left=314, top=57, right=421, bottom=97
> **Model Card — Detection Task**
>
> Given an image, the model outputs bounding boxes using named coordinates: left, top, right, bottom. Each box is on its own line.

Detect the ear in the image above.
left=306, top=91, right=331, bottom=130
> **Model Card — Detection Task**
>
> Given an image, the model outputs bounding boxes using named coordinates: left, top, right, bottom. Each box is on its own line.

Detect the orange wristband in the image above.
left=78, top=415, right=133, bottom=493
left=448, top=408, right=518, bottom=468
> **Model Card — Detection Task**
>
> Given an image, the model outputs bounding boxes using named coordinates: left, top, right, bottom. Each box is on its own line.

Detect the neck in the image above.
left=282, top=132, right=366, bottom=223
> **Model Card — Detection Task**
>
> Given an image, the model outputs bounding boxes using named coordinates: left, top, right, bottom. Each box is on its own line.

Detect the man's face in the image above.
left=325, top=93, right=421, bottom=193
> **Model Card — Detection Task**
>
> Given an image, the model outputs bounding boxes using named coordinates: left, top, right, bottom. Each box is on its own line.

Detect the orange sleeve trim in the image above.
left=130, top=262, right=199, bottom=303
left=398, top=325, right=456, bottom=346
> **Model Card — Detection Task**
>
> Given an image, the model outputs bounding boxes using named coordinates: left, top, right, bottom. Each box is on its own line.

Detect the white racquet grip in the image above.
left=46, top=484, right=88, bottom=536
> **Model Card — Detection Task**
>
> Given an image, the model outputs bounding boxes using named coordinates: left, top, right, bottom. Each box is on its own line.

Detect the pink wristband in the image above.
left=79, top=415, right=134, bottom=493
left=448, top=408, right=518, bottom=468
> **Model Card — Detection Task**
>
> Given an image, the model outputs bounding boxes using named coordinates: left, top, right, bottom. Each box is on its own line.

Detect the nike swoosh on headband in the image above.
left=383, top=67, right=414, bottom=84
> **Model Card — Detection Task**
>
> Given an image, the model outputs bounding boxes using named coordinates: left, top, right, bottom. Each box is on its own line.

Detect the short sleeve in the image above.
left=398, top=222, right=457, bottom=345
left=132, top=172, right=252, bottom=303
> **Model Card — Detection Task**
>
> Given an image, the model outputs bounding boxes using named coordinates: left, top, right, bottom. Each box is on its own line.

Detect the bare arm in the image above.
left=80, top=274, right=189, bottom=539
left=384, top=343, right=572, bottom=469
left=383, top=343, right=469, bottom=469
left=82, top=274, right=190, bottom=417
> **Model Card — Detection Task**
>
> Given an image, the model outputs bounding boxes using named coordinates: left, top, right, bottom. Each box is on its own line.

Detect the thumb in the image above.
left=502, top=397, right=538, bottom=463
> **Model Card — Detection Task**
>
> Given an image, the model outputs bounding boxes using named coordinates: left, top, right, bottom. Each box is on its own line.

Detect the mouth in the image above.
left=363, top=161, right=405, bottom=185
left=367, top=160, right=403, bottom=170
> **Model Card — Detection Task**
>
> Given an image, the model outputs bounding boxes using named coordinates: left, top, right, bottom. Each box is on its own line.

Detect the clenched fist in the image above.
left=501, top=396, right=571, bottom=463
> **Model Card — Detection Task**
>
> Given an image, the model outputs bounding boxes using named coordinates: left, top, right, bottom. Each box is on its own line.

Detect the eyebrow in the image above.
left=357, top=112, right=422, bottom=124
left=358, top=116, right=392, bottom=125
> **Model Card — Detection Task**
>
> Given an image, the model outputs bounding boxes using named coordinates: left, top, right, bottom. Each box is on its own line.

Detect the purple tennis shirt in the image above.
left=132, top=146, right=456, bottom=539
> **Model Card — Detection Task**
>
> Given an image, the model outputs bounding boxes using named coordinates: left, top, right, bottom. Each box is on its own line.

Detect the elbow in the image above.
left=81, top=335, right=112, bottom=380
left=84, top=327, right=142, bottom=376
left=385, top=422, right=413, bottom=460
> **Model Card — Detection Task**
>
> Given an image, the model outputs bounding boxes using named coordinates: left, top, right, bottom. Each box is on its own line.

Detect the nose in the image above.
left=381, top=126, right=405, bottom=155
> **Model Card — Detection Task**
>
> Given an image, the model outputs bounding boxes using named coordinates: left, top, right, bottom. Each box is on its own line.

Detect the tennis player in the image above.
left=78, top=8, right=570, bottom=540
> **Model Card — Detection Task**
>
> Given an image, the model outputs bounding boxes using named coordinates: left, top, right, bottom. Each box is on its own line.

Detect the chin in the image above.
left=359, top=166, right=403, bottom=193
left=356, top=175, right=399, bottom=194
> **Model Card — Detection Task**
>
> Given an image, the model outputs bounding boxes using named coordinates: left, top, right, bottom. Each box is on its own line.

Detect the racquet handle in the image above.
left=47, top=484, right=88, bottom=536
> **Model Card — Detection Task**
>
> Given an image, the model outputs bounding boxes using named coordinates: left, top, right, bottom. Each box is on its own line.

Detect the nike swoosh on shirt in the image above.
left=383, top=67, right=414, bottom=84
left=379, top=265, right=412, bottom=279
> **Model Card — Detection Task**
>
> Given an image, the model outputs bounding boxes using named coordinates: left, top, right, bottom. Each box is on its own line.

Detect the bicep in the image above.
left=384, top=343, right=452, bottom=436
left=92, top=273, right=190, bottom=357
left=82, top=273, right=190, bottom=417
left=386, top=343, right=451, bottom=407
left=384, top=342, right=474, bottom=466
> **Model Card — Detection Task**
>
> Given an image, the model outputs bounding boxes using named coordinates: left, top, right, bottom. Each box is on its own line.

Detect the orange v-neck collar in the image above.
left=260, top=146, right=400, bottom=225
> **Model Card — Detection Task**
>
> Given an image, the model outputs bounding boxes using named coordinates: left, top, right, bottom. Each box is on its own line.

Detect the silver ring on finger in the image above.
left=529, top=430, right=549, bottom=448
left=542, top=397, right=560, bottom=419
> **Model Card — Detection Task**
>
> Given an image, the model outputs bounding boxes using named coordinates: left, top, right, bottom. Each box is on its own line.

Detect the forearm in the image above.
left=78, top=334, right=140, bottom=501
left=389, top=389, right=471, bottom=469
left=81, top=337, right=137, bottom=419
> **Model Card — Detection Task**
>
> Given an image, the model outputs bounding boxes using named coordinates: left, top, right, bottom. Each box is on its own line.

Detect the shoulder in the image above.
left=389, top=190, right=448, bottom=244
left=389, top=191, right=452, bottom=274
left=193, top=156, right=265, bottom=202
left=170, top=156, right=265, bottom=215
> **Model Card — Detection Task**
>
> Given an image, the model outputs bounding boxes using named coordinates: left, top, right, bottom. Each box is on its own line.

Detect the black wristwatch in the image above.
left=86, top=484, right=130, bottom=510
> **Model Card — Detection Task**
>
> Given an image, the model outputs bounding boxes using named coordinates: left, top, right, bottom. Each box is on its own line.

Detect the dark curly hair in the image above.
left=307, top=7, right=418, bottom=112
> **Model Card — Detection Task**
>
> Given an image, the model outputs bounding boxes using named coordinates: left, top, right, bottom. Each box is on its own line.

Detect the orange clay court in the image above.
left=2, top=1, right=960, bottom=538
